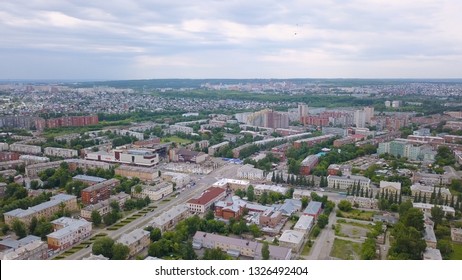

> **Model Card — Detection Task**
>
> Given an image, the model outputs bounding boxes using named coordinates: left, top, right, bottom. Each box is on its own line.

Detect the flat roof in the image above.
left=279, top=230, right=304, bottom=244
left=73, top=174, right=106, bottom=183
left=303, top=201, right=322, bottom=215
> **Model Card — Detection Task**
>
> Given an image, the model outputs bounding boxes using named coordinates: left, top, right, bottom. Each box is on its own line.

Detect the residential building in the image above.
left=18, top=155, right=49, bottom=165
left=80, top=192, right=130, bottom=220
left=215, top=197, right=246, bottom=220
left=46, top=115, right=98, bottom=129
left=65, top=159, right=112, bottom=171
left=187, top=187, right=226, bottom=213
left=293, top=134, right=335, bottom=149
left=327, top=175, right=371, bottom=190
left=47, top=217, right=92, bottom=251
left=131, top=182, right=173, bottom=201
left=346, top=196, right=378, bottom=209
left=115, top=165, right=159, bottom=181
left=411, top=183, right=452, bottom=202
left=303, top=201, right=323, bottom=219
left=413, top=172, right=456, bottom=186
left=9, top=143, right=41, bottom=155
left=82, top=254, right=109, bottom=260
left=276, top=199, right=302, bottom=216
left=167, top=125, right=193, bottom=135
left=292, top=189, right=312, bottom=200
left=81, top=178, right=120, bottom=205
left=192, top=231, right=291, bottom=260
left=279, top=230, right=304, bottom=253
left=293, top=215, right=314, bottom=236
left=4, top=194, right=78, bottom=227
left=149, top=204, right=190, bottom=233
left=413, top=203, right=455, bottom=216
left=0, top=152, right=19, bottom=162
left=300, top=155, right=319, bottom=175
left=0, top=142, right=9, bottom=151
left=378, top=139, right=434, bottom=161
left=0, top=160, right=25, bottom=170
left=424, top=223, right=437, bottom=249
left=0, top=236, right=48, bottom=260
left=72, top=175, right=106, bottom=185
left=451, top=228, right=462, bottom=243
left=116, top=229, right=150, bottom=258
left=237, top=164, right=265, bottom=180
left=208, top=141, right=229, bottom=156
left=25, top=161, right=63, bottom=177
left=44, top=147, right=78, bottom=158
left=379, top=181, right=401, bottom=195
left=354, top=110, right=366, bottom=128
left=333, top=137, right=356, bottom=147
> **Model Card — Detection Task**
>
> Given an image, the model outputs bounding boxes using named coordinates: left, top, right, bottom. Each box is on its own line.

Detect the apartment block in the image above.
left=0, top=236, right=48, bottom=260
left=115, top=165, right=159, bottom=181
left=47, top=217, right=92, bottom=251
left=80, top=192, right=130, bottom=220
left=81, top=178, right=120, bottom=205
left=131, top=182, right=173, bottom=201
left=9, top=143, right=42, bottom=155
left=44, top=147, right=78, bottom=158
left=327, top=175, right=371, bottom=190
left=149, top=204, right=190, bottom=233
left=116, top=229, right=150, bottom=258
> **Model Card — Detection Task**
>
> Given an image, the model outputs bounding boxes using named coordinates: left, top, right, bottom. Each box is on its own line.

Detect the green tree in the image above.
left=205, top=210, right=215, bottom=221
left=301, top=197, right=309, bottom=209
left=247, top=185, right=255, bottom=202
left=338, top=200, right=352, bottom=212
left=12, top=219, right=27, bottom=239
left=92, top=237, right=115, bottom=259
left=248, top=224, right=262, bottom=238
left=261, top=242, right=270, bottom=260
left=431, top=206, right=445, bottom=229
left=389, top=223, right=426, bottom=259
left=317, top=214, right=329, bottom=229
left=403, top=208, right=424, bottom=232
left=203, top=248, right=231, bottom=260
left=29, top=216, right=38, bottom=234
left=150, top=228, right=162, bottom=242
left=91, top=211, right=102, bottom=227
left=112, top=243, right=130, bottom=260
left=437, top=239, right=453, bottom=259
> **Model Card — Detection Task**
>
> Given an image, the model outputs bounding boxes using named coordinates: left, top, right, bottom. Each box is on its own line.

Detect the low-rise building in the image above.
left=292, top=189, right=312, bottom=200
left=0, top=160, right=25, bottom=170
left=413, top=203, right=456, bottom=216
left=167, top=125, right=193, bottom=135
left=411, top=183, right=452, bottom=202
left=66, top=159, right=112, bottom=171
left=161, top=172, right=191, bottom=188
left=80, top=192, right=130, bottom=220
left=237, top=164, right=265, bottom=180
left=169, top=148, right=208, bottom=164
left=208, top=141, right=229, bottom=156
left=73, top=174, right=106, bottom=185
left=9, top=143, right=41, bottom=155
left=451, top=228, right=462, bottom=243
left=18, top=155, right=50, bottom=165
left=25, top=161, right=63, bottom=178
left=0, top=152, right=20, bottom=162
left=115, top=165, right=159, bottom=181
left=424, top=223, right=437, bottom=249
left=149, top=204, right=190, bottom=233
left=82, top=254, right=109, bottom=260
left=192, top=231, right=291, bottom=260
left=47, top=217, right=92, bottom=251
left=131, top=182, right=173, bottom=201
left=279, top=230, right=304, bottom=253
left=300, top=155, right=319, bottom=175
left=303, top=201, right=323, bottom=219
left=259, top=209, right=283, bottom=228
left=187, top=187, right=226, bottom=213
left=212, top=178, right=250, bottom=191
left=116, top=229, right=150, bottom=258
left=346, top=196, right=378, bottom=209
left=293, top=215, right=314, bottom=236
left=293, top=134, right=335, bottom=149
left=0, top=142, right=9, bottom=151
left=423, top=248, right=442, bottom=260
left=254, top=184, right=288, bottom=196
left=379, top=181, right=401, bottom=195
left=4, top=194, right=78, bottom=227
left=44, top=147, right=78, bottom=158
left=81, top=178, right=120, bottom=205
left=0, top=236, right=48, bottom=260
left=412, top=172, right=456, bottom=185
left=327, top=175, right=371, bottom=190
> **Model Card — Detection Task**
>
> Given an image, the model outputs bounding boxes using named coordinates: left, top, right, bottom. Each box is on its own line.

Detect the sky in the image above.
left=1, top=0, right=462, bottom=80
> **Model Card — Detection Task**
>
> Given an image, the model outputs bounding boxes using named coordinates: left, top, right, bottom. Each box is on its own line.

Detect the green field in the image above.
left=450, top=243, right=462, bottom=260
left=161, top=136, right=192, bottom=144
left=330, top=238, right=362, bottom=260
left=336, top=209, right=376, bottom=221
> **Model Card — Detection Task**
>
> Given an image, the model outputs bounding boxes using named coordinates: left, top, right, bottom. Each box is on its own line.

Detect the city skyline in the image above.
left=1, top=0, right=462, bottom=80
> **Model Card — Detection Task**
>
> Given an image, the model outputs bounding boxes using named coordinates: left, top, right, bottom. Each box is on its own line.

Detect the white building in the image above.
left=327, top=175, right=371, bottom=190
left=278, top=230, right=304, bottom=253
left=293, top=215, right=314, bottom=236
left=212, top=178, right=250, bottom=191
left=354, top=110, right=366, bottom=128
left=187, top=187, right=226, bottom=213
left=116, top=229, right=150, bottom=258
left=0, top=142, right=9, bottom=151
left=44, top=147, right=78, bottom=158
left=9, top=143, right=41, bottom=155
left=19, top=155, right=50, bottom=165
left=161, top=172, right=191, bottom=188
left=347, top=196, right=378, bottom=209
left=237, top=164, right=265, bottom=180
left=149, top=204, right=190, bottom=233
left=167, top=125, right=193, bottom=135
left=254, top=184, right=288, bottom=196
left=0, top=236, right=48, bottom=260
left=411, top=183, right=452, bottom=201
left=208, top=141, right=230, bottom=156
left=413, top=203, right=456, bottom=216
left=379, top=181, right=401, bottom=195
left=47, top=217, right=92, bottom=251
left=131, top=182, right=173, bottom=201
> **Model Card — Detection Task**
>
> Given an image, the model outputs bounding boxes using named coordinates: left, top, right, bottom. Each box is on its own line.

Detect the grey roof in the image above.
left=303, top=201, right=322, bottom=215
left=117, top=229, right=149, bottom=246
left=47, top=218, right=91, bottom=239
left=73, top=175, right=106, bottom=183
left=4, top=193, right=76, bottom=218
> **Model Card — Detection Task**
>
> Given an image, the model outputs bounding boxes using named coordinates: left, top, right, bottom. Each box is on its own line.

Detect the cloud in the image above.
left=0, top=0, right=461, bottom=79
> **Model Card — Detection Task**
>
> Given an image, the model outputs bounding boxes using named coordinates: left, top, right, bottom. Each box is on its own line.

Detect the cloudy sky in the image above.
left=1, top=0, right=461, bottom=80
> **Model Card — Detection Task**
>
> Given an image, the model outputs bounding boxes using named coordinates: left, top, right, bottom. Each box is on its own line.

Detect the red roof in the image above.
left=187, top=187, right=226, bottom=206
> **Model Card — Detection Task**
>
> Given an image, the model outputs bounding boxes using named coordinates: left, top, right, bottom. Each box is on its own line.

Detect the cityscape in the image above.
left=1, top=0, right=462, bottom=266
left=0, top=78, right=462, bottom=261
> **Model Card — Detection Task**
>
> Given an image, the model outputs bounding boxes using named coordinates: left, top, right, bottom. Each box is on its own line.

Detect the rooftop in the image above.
left=279, top=230, right=304, bottom=244
left=117, top=229, right=149, bottom=246
left=81, top=178, right=119, bottom=192
left=4, top=193, right=76, bottom=218
left=303, top=201, right=323, bottom=215
left=73, top=174, right=106, bottom=183
left=187, top=187, right=226, bottom=206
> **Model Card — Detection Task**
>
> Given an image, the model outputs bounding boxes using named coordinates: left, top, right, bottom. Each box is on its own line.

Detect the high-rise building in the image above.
left=363, top=106, right=374, bottom=124
left=298, top=104, right=309, bottom=121
left=354, top=110, right=366, bottom=128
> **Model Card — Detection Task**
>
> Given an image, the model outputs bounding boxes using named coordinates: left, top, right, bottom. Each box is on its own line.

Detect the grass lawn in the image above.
left=450, top=242, right=462, bottom=260
left=301, top=240, right=313, bottom=255
left=336, top=209, right=376, bottom=221
left=337, top=219, right=375, bottom=230
left=330, top=238, right=362, bottom=260
left=161, top=136, right=192, bottom=144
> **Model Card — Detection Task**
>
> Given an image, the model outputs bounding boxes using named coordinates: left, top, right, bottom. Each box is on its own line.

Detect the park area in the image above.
left=330, top=238, right=362, bottom=260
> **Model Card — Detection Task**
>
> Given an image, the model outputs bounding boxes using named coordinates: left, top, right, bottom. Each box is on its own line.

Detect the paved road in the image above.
left=65, top=163, right=238, bottom=260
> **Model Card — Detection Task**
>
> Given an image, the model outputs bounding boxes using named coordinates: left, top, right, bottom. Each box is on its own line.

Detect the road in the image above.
left=305, top=208, right=337, bottom=260
left=65, top=163, right=240, bottom=260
